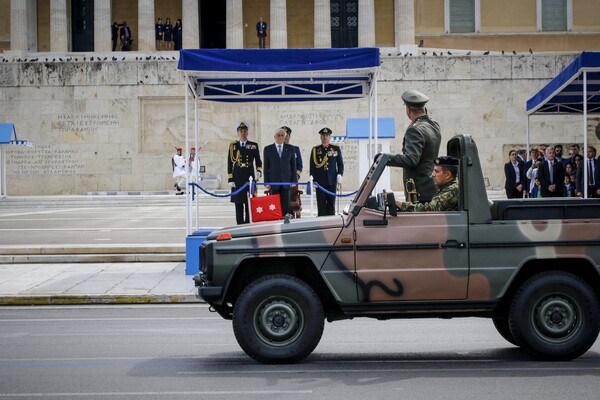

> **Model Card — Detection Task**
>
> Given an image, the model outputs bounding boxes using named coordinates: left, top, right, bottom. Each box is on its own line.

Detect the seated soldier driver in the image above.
left=392, top=156, right=459, bottom=212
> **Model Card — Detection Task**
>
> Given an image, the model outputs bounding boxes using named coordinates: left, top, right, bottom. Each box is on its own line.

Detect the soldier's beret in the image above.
left=402, top=90, right=429, bottom=108
left=191, top=147, right=196, bottom=150
left=176, top=148, right=182, bottom=151
left=319, top=127, right=332, bottom=135
left=237, top=122, right=248, bottom=131
left=281, top=126, right=292, bottom=135
left=435, top=156, right=459, bottom=167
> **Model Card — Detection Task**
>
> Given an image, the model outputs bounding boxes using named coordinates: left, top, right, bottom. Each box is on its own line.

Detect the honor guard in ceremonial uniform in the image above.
left=171, top=147, right=186, bottom=195
left=386, top=90, right=441, bottom=203
left=310, top=127, right=344, bottom=216
left=228, top=122, right=263, bottom=224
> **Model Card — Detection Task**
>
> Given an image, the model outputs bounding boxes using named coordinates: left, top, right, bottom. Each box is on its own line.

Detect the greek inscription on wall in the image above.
left=278, top=111, right=344, bottom=126
left=52, top=113, right=120, bottom=133
left=342, top=139, right=359, bottom=172
left=6, top=145, right=85, bottom=176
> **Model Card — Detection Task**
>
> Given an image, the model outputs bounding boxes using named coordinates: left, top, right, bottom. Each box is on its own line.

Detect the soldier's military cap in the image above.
left=237, top=122, right=248, bottom=131
left=281, top=126, right=292, bottom=135
left=176, top=148, right=182, bottom=151
left=434, top=156, right=459, bottom=167
left=401, top=90, right=429, bottom=108
left=319, top=127, right=332, bottom=135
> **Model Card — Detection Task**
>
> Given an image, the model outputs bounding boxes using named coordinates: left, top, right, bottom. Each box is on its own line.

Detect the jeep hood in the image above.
left=206, top=215, right=346, bottom=240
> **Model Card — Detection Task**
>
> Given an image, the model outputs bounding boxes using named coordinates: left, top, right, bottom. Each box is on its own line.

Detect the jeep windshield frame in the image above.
left=346, top=154, right=391, bottom=216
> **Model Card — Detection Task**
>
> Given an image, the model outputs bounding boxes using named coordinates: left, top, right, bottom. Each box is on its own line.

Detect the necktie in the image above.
left=241, top=142, right=245, bottom=148
left=277, top=145, right=282, bottom=157
left=590, top=160, right=595, bottom=186
left=549, top=161, right=553, bottom=184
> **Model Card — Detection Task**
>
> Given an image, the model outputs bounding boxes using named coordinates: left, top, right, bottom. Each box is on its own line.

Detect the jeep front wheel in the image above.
left=508, top=271, right=600, bottom=361
left=232, top=274, right=324, bottom=364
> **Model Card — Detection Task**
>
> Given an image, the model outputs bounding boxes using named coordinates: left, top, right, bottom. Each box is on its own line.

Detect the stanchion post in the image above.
left=248, top=176, right=254, bottom=223
left=309, top=176, right=315, bottom=217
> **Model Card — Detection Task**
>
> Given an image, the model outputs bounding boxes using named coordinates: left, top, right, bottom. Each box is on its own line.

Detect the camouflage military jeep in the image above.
left=195, top=134, right=600, bottom=364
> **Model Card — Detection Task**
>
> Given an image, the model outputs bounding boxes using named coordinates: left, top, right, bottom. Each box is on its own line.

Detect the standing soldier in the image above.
left=310, top=127, right=344, bottom=216
left=189, top=147, right=199, bottom=183
left=385, top=90, right=441, bottom=203
left=172, top=147, right=186, bottom=195
left=228, top=122, right=263, bottom=224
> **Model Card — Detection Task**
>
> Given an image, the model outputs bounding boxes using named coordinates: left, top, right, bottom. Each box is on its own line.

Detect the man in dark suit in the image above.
left=310, top=127, right=344, bottom=216
left=263, top=128, right=298, bottom=216
left=227, top=122, right=262, bottom=224
left=119, top=21, right=132, bottom=51
left=256, top=17, right=267, bottom=48
left=537, top=146, right=564, bottom=197
left=385, top=90, right=441, bottom=203
left=504, top=150, right=526, bottom=198
left=282, top=126, right=302, bottom=180
left=576, top=146, right=599, bottom=198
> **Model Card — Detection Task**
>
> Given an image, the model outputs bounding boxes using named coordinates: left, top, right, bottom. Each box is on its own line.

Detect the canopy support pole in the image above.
left=583, top=71, right=588, bottom=198
left=0, top=144, right=5, bottom=197
left=185, top=73, right=191, bottom=235
left=194, top=91, right=200, bottom=231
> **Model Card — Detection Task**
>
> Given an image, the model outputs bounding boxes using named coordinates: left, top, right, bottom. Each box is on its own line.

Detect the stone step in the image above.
left=0, top=244, right=185, bottom=264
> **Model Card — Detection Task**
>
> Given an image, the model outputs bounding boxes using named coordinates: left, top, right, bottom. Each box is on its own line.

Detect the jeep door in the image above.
left=353, top=207, right=469, bottom=302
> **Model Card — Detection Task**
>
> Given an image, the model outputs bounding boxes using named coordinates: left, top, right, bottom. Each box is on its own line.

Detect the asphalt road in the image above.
left=1, top=305, right=599, bottom=399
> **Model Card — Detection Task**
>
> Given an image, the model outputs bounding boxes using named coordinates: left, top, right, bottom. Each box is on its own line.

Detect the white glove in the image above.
left=256, top=171, right=262, bottom=179
left=337, top=174, right=343, bottom=183
left=228, top=182, right=236, bottom=189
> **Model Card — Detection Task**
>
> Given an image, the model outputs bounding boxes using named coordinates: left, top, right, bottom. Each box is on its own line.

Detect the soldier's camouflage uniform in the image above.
left=401, top=178, right=459, bottom=212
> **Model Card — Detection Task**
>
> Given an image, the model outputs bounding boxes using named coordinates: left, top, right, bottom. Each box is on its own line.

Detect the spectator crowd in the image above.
left=505, top=143, right=599, bottom=199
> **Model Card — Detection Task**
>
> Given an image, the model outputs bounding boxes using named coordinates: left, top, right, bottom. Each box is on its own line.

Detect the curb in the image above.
left=0, top=294, right=203, bottom=306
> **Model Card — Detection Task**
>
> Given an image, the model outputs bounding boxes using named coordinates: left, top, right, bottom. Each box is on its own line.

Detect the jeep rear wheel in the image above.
left=508, top=271, right=600, bottom=361
left=232, top=274, right=324, bottom=364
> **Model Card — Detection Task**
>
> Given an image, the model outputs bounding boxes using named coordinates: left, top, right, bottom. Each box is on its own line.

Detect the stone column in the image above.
left=395, top=0, right=415, bottom=48
left=50, top=0, right=69, bottom=52
left=26, top=0, right=37, bottom=52
left=270, top=0, right=287, bottom=48
left=94, top=0, right=111, bottom=52
left=182, top=0, right=200, bottom=48
left=358, top=0, right=375, bottom=47
left=10, top=0, right=28, bottom=52
left=314, top=0, right=331, bottom=48
left=226, top=0, right=243, bottom=48
left=138, top=0, right=154, bottom=51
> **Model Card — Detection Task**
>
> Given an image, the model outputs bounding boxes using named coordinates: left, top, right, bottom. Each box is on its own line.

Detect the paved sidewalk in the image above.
left=0, top=262, right=200, bottom=305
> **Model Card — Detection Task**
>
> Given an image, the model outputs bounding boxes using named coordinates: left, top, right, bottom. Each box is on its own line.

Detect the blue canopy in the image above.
left=177, top=48, right=380, bottom=102
left=526, top=51, right=600, bottom=114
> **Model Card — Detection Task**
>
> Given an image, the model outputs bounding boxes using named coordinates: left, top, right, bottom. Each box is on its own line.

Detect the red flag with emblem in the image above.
left=250, top=194, right=283, bottom=222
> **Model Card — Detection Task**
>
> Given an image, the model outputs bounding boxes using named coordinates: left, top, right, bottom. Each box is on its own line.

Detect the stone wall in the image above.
left=1, top=52, right=598, bottom=195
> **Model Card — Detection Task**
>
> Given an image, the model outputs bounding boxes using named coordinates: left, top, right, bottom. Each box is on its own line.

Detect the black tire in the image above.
left=232, top=274, right=325, bottom=364
left=492, top=317, right=517, bottom=346
left=508, top=271, right=600, bottom=361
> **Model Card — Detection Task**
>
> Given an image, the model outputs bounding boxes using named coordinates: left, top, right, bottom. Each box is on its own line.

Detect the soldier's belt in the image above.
left=236, top=163, right=249, bottom=168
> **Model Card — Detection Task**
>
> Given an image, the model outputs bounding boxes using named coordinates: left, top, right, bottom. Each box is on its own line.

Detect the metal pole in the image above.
left=0, top=145, right=5, bottom=197
left=185, top=74, right=191, bottom=235
left=583, top=71, right=588, bottom=198
left=194, top=91, right=199, bottom=231
left=309, top=175, right=315, bottom=217
left=248, top=176, right=254, bottom=223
